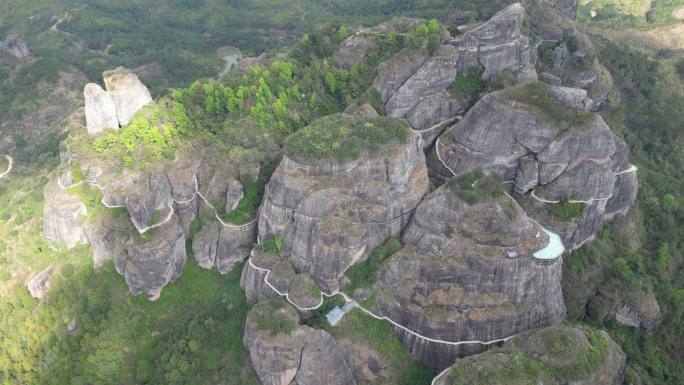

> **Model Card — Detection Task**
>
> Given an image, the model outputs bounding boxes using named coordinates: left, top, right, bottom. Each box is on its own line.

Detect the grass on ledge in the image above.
left=501, top=82, right=593, bottom=127
left=548, top=197, right=585, bottom=221
left=284, top=114, right=410, bottom=162
left=447, top=168, right=504, bottom=205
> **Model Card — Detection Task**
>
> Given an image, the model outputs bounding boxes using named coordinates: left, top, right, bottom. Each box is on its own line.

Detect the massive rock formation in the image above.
left=119, top=215, right=186, bottom=300
left=0, top=36, right=30, bottom=58
left=372, top=172, right=565, bottom=368
left=257, top=115, right=429, bottom=292
left=84, top=67, right=152, bottom=135
left=244, top=299, right=357, bottom=385
left=429, top=82, right=637, bottom=249
left=43, top=147, right=258, bottom=298
left=372, top=3, right=536, bottom=135
left=43, top=178, right=88, bottom=249
left=84, top=83, right=119, bottom=135
left=103, top=67, right=153, bottom=126
left=433, top=325, right=626, bottom=385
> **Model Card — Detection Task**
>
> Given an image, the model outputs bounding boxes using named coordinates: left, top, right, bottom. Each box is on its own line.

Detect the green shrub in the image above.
left=447, top=169, right=504, bottom=205
left=345, top=237, right=401, bottom=293
left=548, top=197, right=585, bottom=221
left=60, top=263, right=75, bottom=278
left=502, top=82, right=593, bottom=126
left=284, top=114, right=410, bottom=161
left=257, top=235, right=284, bottom=253
left=449, top=66, right=488, bottom=107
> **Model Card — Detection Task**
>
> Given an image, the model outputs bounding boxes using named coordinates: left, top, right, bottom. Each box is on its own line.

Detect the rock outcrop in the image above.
left=43, top=145, right=258, bottom=298
left=103, top=67, right=153, bottom=126
left=257, top=116, right=428, bottom=292
left=27, top=266, right=54, bottom=299
left=119, top=215, right=186, bottom=300
left=372, top=3, right=536, bottom=136
left=0, top=36, right=30, bottom=58
left=334, top=33, right=378, bottom=69
left=371, top=172, right=566, bottom=368
left=43, top=179, right=88, bottom=249
left=433, top=325, right=626, bottom=385
left=588, top=289, right=662, bottom=331
left=84, top=67, right=152, bottom=135
left=244, top=299, right=356, bottom=385
left=430, top=82, right=637, bottom=249
left=84, top=83, right=119, bottom=135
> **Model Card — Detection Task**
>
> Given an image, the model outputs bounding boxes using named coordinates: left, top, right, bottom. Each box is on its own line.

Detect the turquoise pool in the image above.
left=533, top=227, right=565, bottom=260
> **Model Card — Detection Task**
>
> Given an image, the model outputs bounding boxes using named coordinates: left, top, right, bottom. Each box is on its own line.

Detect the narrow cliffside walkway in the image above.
left=57, top=171, right=256, bottom=234
left=0, top=155, right=13, bottom=179
left=248, top=254, right=518, bottom=348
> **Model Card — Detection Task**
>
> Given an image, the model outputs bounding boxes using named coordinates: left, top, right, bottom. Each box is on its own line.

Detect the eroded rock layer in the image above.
left=429, top=83, right=637, bottom=249
left=373, top=3, right=536, bottom=136
left=244, top=300, right=357, bottom=385
left=372, top=176, right=565, bottom=368
left=258, top=129, right=428, bottom=292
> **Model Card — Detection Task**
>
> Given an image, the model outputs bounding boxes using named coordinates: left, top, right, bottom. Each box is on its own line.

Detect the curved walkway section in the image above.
left=248, top=253, right=518, bottom=347
left=0, top=155, right=13, bottom=179
left=57, top=171, right=256, bottom=234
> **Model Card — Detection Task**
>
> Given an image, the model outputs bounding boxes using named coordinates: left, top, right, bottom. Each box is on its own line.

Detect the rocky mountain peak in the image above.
left=84, top=67, right=152, bottom=135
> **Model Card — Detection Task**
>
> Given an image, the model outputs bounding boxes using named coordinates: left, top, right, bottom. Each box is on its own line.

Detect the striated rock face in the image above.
left=430, top=83, right=637, bottom=249
left=372, top=176, right=565, bottom=368
left=27, top=266, right=54, bottom=299
left=588, top=289, right=662, bottom=331
left=258, top=128, right=428, bottom=292
left=243, top=300, right=356, bottom=385
left=84, top=83, right=119, bottom=135
left=84, top=67, right=152, bottom=135
left=334, top=33, right=378, bottom=69
left=373, top=3, right=535, bottom=135
left=193, top=221, right=255, bottom=273
left=102, top=67, right=152, bottom=127
left=43, top=146, right=258, bottom=297
left=119, top=215, right=186, bottom=300
left=433, top=325, right=626, bottom=385
left=43, top=179, right=88, bottom=249
left=0, top=36, right=30, bottom=58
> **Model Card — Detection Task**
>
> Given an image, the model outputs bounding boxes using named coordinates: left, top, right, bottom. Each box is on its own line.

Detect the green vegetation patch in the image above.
left=445, top=326, right=610, bottom=385
left=324, top=309, right=436, bottom=385
left=447, top=169, right=504, bottom=205
left=344, top=237, right=401, bottom=294
left=548, top=197, right=586, bottom=221
left=256, top=234, right=285, bottom=254
left=284, top=114, right=410, bottom=161
left=501, top=82, right=593, bottom=127
left=0, top=259, right=259, bottom=385
left=250, top=298, right=297, bottom=336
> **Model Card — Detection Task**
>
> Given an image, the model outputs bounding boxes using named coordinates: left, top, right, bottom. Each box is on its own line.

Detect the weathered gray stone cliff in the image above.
left=429, top=83, right=637, bottom=249
left=372, top=3, right=536, bottom=137
left=372, top=174, right=565, bottom=368
left=244, top=300, right=357, bottom=385
left=43, top=178, right=88, bottom=249
left=43, top=147, right=258, bottom=298
left=103, top=67, right=153, bottom=127
left=257, top=125, right=428, bottom=292
left=84, top=68, right=152, bottom=135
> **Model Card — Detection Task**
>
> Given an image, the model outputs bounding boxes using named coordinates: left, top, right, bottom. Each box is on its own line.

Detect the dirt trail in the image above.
left=0, top=155, right=13, bottom=179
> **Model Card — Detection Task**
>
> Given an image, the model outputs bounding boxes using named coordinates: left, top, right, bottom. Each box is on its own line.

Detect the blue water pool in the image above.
left=533, top=227, right=565, bottom=260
